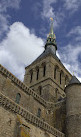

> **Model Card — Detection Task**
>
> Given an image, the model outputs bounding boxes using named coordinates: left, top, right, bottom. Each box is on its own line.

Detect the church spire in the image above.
left=50, top=17, right=54, bottom=35
left=45, top=18, right=57, bottom=54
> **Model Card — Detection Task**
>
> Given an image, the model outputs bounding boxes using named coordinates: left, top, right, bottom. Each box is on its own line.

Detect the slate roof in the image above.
left=69, top=76, right=80, bottom=85
left=33, top=46, right=60, bottom=63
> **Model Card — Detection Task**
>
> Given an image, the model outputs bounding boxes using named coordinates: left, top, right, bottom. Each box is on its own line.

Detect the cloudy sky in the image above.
left=0, top=0, right=81, bottom=81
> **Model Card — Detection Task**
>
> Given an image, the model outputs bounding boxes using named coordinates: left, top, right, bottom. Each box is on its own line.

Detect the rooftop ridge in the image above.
left=0, top=92, right=65, bottom=137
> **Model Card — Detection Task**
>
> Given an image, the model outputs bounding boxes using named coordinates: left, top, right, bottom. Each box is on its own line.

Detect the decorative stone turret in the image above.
left=65, top=75, right=81, bottom=137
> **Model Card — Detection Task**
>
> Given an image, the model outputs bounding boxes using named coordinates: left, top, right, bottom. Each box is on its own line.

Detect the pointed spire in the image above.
left=50, top=18, right=54, bottom=35
left=48, top=18, right=56, bottom=39
left=45, top=18, right=57, bottom=52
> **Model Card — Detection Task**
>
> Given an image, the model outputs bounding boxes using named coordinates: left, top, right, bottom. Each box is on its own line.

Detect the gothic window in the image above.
left=60, top=72, right=62, bottom=84
left=43, top=64, right=46, bottom=77
left=15, top=93, right=21, bottom=104
left=54, top=68, right=56, bottom=79
left=37, top=108, right=41, bottom=118
left=39, top=86, right=42, bottom=95
left=36, top=67, right=39, bottom=80
left=30, top=70, right=33, bottom=83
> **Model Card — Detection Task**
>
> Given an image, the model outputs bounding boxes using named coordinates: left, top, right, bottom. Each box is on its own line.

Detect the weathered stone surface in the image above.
left=0, top=92, right=65, bottom=137
left=66, top=84, right=81, bottom=137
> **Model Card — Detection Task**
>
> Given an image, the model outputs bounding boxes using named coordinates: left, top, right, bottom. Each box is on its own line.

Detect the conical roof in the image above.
left=69, top=76, right=80, bottom=85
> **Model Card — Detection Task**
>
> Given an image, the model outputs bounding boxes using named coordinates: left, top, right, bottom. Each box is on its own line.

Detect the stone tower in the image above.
left=65, top=76, right=81, bottom=137
left=24, top=19, right=71, bottom=103
left=1, top=19, right=81, bottom=137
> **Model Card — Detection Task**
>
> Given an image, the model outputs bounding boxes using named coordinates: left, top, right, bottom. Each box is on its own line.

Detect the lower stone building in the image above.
left=0, top=20, right=81, bottom=137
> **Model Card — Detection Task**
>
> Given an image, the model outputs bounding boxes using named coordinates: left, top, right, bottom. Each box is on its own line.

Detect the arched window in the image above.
left=39, top=86, right=42, bottom=95
left=37, top=108, right=41, bottom=118
left=30, top=70, right=33, bottom=83
left=54, top=68, right=56, bottom=79
left=60, top=72, right=62, bottom=84
left=43, top=64, right=46, bottom=77
left=36, top=67, right=39, bottom=80
left=15, top=93, right=21, bottom=104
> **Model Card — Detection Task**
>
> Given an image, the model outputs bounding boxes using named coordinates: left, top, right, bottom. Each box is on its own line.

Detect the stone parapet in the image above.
left=0, top=92, right=65, bottom=137
left=0, top=64, right=65, bottom=110
left=0, top=64, right=47, bottom=107
left=47, top=99, right=65, bottom=110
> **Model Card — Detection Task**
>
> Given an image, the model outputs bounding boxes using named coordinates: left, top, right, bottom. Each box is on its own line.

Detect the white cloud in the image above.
left=67, top=26, right=81, bottom=36
left=41, top=0, right=56, bottom=18
left=0, top=22, right=44, bottom=81
left=41, top=0, right=64, bottom=28
left=0, top=14, right=9, bottom=37
left=0, top=0, right=21, bottom=37
left=56, top=51, right=61, bottom=59
left=55, top=26, right=81, bottom=82
left=0, top=0, right=21, bottom=12
left=67, top=26, right=81, bottom=42
left=59, top=43, right=81, bottom=82
left=64, top=0, right=81, bottom=12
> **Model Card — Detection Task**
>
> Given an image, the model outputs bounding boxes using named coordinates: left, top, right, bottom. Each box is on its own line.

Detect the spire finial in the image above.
left=50, top=17, right=53, bottom=21
left=50, top=17, right=54, bottom=35
left=73, top=71, right=74, bottom=76
left=45, top=17, right=57, bottom=51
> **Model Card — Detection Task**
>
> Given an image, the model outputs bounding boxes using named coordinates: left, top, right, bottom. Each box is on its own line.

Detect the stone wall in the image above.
left=0, top=92, right=65, bottom=137
left=0, top=107, right=56, bottom=137
left=0, top=64, right=48, bottom=120
left=65, top=84, right=81, bottom=137
left=54, top=100, right=66, bottom=133
left=0, top=64, right=66, bottom=132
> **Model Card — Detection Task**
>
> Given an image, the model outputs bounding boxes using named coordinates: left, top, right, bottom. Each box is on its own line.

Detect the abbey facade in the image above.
left=0, top=20, right=81, bottom=137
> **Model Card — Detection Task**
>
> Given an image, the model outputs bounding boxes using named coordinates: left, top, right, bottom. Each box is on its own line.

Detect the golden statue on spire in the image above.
left=50, top=17, right=53, bottom=21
